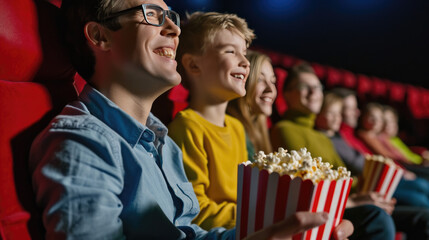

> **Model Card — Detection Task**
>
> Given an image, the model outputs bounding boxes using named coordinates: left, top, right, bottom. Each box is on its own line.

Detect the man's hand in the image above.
left=348, top=192, right=396, bottom=215
left=245, top=212, right=353, bottom=240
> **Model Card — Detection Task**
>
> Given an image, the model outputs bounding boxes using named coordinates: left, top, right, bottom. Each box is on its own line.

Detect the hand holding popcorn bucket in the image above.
left=236, top=148, right=353, bottom=240
left=359, top=155, right=404, bottom=200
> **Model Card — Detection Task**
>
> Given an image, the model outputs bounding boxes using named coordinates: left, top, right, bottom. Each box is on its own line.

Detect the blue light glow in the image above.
left=186, top=0, right=213, bottom=9
left=257, top=0, right=303, bottom=16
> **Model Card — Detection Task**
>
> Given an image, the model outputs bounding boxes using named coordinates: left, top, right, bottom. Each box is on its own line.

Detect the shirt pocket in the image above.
left=176, top=182, right=200, bottom=216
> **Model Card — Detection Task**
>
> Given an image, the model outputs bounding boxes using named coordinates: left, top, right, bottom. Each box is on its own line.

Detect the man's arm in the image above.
left=30, top=127, right=125, bottom=239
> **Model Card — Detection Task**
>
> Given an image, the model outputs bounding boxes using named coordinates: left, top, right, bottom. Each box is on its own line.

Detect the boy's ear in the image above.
left=181, top=53, right=201, bottom=75
left=84, top=21, right=112, bottom=51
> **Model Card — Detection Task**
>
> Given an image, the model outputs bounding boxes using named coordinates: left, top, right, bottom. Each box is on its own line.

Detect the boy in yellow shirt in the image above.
left=169, top=12, right=353, bottom=239
left=168, top=12, right=352, bottom=239
left=168, top=12, right=253, bottom=230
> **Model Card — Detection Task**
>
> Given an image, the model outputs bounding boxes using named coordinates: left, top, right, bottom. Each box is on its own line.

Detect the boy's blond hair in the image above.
left=177, top=11, right=255, bottom=88
left=321, top=92, right=344, bottom=113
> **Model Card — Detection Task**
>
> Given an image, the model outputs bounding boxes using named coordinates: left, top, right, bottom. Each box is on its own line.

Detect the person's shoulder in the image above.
left=225, top=114, right=244, bottom=128
left=273, top=119, right=300, bottom=131
left=168, top=109, right=205, bottom=133
left=355, top=129, right=370, bottom=138
left=225, top=114, right=246, bottom=135
left=170, top=109, right=198, bottom=124
left=36, top=102, right=116, bottom=146
left=169, top=108, right=206, bottom=125
left=315, top=131, right=333, bottom=143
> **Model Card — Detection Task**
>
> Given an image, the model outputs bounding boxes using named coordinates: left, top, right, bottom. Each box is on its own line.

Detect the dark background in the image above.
left=166, top=0, right=429, bottom=89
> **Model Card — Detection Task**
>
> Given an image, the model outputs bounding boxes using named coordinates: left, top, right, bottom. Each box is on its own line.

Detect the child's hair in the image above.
left=227, top=50, right=273, bottom=154
left=61, top=0, right=125, bottom=80
left=330, top=87, right=356, bottom=99
left=177, top=11, right=255, bottom=88
left=321, top=92, right=344, bottom=112
left=282, top=62, right=315, bottom=93
left=382, top=104, right=398, bottom=121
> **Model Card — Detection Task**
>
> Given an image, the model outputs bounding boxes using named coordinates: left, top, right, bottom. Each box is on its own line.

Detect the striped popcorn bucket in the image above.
left=236, top=164, right=353, bottom=240
left=360, top=159, right=404, bottom=200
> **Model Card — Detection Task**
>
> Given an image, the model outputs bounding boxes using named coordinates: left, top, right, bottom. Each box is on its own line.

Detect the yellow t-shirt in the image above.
left=168, top=109, right=248, bottom=230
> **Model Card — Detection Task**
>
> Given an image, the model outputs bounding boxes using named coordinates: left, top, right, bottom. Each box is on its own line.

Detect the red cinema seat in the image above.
left=0, top=0, right=76, bottom=239
left=280, top=54, right=297, bottom=69
left=356, top=74, right=372, bottom=100
left=407, top=86, right=425, bottom=119
left=267, top=52, right=282, bottom=66
left=311, top=63, right=326, bottom=80
left=371, top=77, right=388, bottom=98
left=342, top=70, right=357, bottom=89
left=389, top=82, right=406, bottom=103
left=274, top=67, right=288, bottom=116
left=423, top=90, right=429, bottom=118
left=325, top=67, right=342, bottom=88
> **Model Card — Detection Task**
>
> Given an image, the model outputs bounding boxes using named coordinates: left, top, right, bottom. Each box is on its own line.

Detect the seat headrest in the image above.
left=0, top=0, right=42, bottom=82
left=32, top=0, right=75, bottom=83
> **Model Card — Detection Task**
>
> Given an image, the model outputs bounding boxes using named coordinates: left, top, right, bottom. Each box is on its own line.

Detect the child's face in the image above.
left=362, top=107, right=384, bottom=133
left=195, top=29, right=250, bottom=101
left=252, top=59, right=277, bottom=116
left=383, top=110, right=398, bottom=137
left=342, top=95, right=360, bottom=128
left=316, top=102, right=343, bottom=132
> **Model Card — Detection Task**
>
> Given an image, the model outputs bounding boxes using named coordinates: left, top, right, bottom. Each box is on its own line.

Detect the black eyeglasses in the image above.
left=101, top=4, right=180, bottom=28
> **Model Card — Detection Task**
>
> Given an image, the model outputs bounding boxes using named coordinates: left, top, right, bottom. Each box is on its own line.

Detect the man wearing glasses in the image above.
left=30, top=0, right=353, bottom=239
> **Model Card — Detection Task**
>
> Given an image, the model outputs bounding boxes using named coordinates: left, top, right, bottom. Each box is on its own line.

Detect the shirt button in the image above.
left=148, top=153, right=153, bottom=158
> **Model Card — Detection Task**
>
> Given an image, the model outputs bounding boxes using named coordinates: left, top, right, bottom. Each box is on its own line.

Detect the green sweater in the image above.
left=390, top=136, right=422, bottom=164
left=270, top=110, right=345, bottom=169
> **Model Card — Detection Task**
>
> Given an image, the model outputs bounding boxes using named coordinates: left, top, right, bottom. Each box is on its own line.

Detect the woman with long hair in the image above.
left=227, top=50, right=277, bottom=159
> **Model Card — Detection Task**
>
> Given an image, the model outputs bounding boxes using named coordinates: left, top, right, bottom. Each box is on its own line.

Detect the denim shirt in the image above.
left=30, top=85, right=235, bottom=240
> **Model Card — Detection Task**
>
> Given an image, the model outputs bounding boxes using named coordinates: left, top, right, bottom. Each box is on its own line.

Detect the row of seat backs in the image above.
left=0, top=0, right=76, bottom=239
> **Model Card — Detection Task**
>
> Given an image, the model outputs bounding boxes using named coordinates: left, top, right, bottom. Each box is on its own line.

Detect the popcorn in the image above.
left=249, top=147, right=351, bottom=183
left=237, top=148, right=353, bottom=240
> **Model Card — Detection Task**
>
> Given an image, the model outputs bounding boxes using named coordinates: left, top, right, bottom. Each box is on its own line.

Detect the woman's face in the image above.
left=383, top=110, right=398, bottom=137
left=252, top=59, right=277, bottom=116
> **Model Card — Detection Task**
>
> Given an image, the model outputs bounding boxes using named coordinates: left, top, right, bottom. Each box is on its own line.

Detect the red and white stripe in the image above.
left=237, top=164, right=353, bottom=240
left=361, top=160, right=404, bottom=199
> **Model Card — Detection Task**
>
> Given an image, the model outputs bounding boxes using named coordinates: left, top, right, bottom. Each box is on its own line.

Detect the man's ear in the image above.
left=181, top=53, right=201, bottom=75
left=84, top=21, right=111, bottom=51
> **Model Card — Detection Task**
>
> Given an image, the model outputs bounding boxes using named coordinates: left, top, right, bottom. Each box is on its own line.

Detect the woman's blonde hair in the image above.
left=227, top=50, right=273, bottom=154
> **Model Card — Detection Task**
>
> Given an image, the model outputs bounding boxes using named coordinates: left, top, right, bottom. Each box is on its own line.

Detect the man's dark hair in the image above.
left=60, top=0, right=124, bottom=80
left=282, top=62, right=315, bottom=93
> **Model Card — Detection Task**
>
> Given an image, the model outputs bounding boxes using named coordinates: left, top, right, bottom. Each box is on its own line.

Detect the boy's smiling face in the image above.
left=194, top=29, right=250, bottom=102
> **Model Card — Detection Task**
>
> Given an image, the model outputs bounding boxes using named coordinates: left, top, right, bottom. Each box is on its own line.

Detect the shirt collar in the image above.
left=283, top=109, right=316, bottom=128
left=79, top=85, right=168, bottom=147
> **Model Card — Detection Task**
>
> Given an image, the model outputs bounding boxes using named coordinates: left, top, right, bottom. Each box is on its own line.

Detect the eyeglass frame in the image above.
left=296, top=82, right=324, bottom=92
left=100, top=4, right=180, bottom=28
